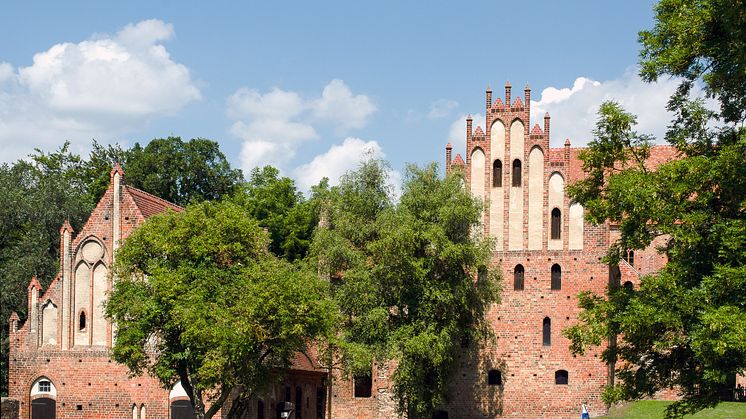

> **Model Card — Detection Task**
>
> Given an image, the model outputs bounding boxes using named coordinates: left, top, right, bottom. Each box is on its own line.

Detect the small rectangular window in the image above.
left=353, top=374, right=372, bottom=398
left=487, top=370, right=502, bottom=385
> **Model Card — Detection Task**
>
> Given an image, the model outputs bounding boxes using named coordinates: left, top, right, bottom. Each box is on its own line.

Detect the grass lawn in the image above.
left=600, top=401, right=746, bottom=418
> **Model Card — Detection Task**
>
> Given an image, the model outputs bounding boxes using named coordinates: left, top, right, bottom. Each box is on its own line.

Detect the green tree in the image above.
left=106, top=200, right=335, bottom=419
left=232, top=166, right=323, bottom=261
left=126, top=137, right=243, bottom=206
left=564, top=1, right=746, bottom=416
left=311, top=160, right=500, bottom=418
left=0, top=143, right=94, bottom=396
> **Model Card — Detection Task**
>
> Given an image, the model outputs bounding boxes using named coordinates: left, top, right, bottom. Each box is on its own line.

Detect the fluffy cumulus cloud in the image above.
left=292, top=137, right=401, bottom=197
left=0, top=19, right=200, bottom=162
left=227, top=80, right=376, bottom=173
left=531, top=69, right=702, bottom=147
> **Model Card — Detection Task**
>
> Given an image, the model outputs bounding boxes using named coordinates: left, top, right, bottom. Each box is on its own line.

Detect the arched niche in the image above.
left=527, top=146, right=544, bottom=250
left=41, top=300, right=58, bottom=345
left=470, top=148, right=486, bottom=203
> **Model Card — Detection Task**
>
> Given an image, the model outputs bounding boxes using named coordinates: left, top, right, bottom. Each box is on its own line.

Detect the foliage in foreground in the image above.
left=311, top=160, right=500, bottom=417
left=107, top=200, right=335, bottom=419
left=564, top=1, right=746, bottom=416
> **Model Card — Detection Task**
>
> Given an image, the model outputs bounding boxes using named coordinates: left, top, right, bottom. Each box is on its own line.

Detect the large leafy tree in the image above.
left=106, top=200, right=335, bottom=419
left=564, top=0, right=746, bottom=417
left=126, top=137, right=243, bottom=206
left=311, top=160, right=500, bottom=417
left=0, top=144, right=94, bottom=396
left=233, top=166, right=324, bottom=261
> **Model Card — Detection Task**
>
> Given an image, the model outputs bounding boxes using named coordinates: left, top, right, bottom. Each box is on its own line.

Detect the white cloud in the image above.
left=0, top=62, right=13, bottom=84
left=311, top=79, right=377, bottom=131
left=227, top=80, right=376, bottom=173
left=292, top=137, right=400, bottom=197
left=447, top=113, right=485, bottom=152
left=531, top=69, right=707, bottom=147
left=227, top=87, right=305, bottom=120
left=0, top=19, right=200, bottom=162
left=428, top=99, right=459, bottom=119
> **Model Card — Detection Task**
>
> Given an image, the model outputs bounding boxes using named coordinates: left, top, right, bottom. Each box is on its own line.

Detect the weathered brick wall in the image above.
left=329, top=363, right=400, bottom=419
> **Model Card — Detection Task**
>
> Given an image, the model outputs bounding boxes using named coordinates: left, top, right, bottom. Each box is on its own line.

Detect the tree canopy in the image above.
left=126, top=137, right=243, bottom=206
left=232, top=166, right=325, bottom=261
left=564, top=1, right=746, bottom=417
left=311, top=160, right=500, bottom=417
left=106, top=200, right=335, bottom=419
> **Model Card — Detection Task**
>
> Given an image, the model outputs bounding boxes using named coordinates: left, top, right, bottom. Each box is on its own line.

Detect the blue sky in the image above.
left=2, top=1, right=676, bottom=191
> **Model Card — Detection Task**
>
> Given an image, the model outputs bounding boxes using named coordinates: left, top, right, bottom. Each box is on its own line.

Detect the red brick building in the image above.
left=7, top=165, right=327, bottom=419
left=326, top=83, right=676, bottom=419
left=9, top=83, right=683, bottom=419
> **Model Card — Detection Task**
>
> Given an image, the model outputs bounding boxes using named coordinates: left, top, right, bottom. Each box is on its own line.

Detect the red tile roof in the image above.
left=125, top=186, right=183, bottom=218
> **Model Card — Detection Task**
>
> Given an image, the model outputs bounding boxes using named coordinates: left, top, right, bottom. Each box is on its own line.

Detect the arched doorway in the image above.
left=170, top=381, right=196, bottom=419
left=30, top=377, right=56, bottom=419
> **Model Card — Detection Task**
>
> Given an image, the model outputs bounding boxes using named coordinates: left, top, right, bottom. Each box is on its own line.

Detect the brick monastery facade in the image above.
left=9, top=83, right=678, bottom=418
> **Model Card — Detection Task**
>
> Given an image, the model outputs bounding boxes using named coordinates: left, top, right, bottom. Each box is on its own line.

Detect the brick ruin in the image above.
left=8, top=83, right=684, bottom=418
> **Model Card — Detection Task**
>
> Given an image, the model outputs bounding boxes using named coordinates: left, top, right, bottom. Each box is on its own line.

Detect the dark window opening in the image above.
left=353, top=374, right=372, bottom=398
left=513, top=264, right=525, bottom=291
left=551, top=208, right=561, bottom=240
left=258, top=400, right=264, bottom=419
left=285, top=386, right=291, bottom=402
left=432, top=410, right=449, bottom=419
left=551, top=264, right=562, bottom=290
left=79, top=311, right=86, bottom=331
left=295, top=387, right=302, bottom=419
left=512, top=159, right=522, bottom=187
left=487, top=370, right=502, bottom=385
left=492, top=160, right=502, bottom=187
left=555, top=370, right=569, bottom=385
left=543, top=317, right=551, bottom=346
left=623, top=281, right=633, bottom=291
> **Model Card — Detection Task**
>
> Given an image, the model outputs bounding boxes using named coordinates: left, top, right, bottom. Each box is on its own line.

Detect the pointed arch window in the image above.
left=543, top=317, right=551, bottom=346
left=513, top=265, right=524, bottom=291
left=551, top=208, right=561, bottom=239
left=79, top=311, right=87, bottom=331
left=492, top=160, right=503, bottom=187
left=512, top=159, right=522, bottom=186
left=551, top=264, right=562, bottom=290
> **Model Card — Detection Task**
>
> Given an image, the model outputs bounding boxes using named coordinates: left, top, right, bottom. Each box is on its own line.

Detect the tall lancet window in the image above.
left=492, top=160, right=502, bottom=187
left=512, top=159, right=522, bottom=186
